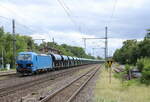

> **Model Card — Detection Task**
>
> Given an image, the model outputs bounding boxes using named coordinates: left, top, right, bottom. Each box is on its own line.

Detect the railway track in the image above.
left=0, top=65, right=94, bottom=98
left=38, top=66, right=100, bottom=102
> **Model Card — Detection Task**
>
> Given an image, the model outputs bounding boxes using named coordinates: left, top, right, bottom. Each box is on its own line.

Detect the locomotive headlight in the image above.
left=27, top=64, right=33, bottom=67
left=29, top=64, right=33, bottom=66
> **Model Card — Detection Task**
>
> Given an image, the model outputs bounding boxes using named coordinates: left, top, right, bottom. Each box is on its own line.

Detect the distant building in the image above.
left=39, top=47, right=61, bottom=54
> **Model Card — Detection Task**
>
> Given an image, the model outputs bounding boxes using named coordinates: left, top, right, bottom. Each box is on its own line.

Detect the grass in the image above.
left=94, top=67, right=150, bottom=102
left=0, top=68, right=16, bottom=72
left=0, top=68, right=7, bottom=71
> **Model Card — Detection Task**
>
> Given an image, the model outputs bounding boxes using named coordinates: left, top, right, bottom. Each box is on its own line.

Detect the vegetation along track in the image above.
left=0, top=65, right=94, bottom=98
left=0, top=72, right=16, bottom=77
left=39, top=65, right=100, bottom=102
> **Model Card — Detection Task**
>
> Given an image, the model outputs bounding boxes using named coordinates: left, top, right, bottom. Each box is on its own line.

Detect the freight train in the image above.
left=16, top=52, right=103, bottom=75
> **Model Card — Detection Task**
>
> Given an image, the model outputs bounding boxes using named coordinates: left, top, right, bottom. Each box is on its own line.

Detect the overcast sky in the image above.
left=0, top=0, right=149, bottom=57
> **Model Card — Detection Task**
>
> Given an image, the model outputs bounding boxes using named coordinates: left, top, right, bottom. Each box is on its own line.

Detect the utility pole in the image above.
left=105, top=26, right=108, bottom=61
left=105, top=26, right=111, bottom=83
left=12, top=19, right=16, bottom=69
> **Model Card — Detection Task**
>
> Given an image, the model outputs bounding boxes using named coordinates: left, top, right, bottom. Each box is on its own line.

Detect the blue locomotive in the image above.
left=16, top=52, right=102, bottom=75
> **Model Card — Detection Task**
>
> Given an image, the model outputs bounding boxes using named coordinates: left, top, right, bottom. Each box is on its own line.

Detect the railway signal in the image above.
left=107, top=60, right=113, bottom=68
left=107, top=60, right=113, bottom=84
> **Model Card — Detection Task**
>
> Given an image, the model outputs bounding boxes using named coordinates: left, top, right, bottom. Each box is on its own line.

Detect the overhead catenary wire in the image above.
left=56, top=0, right=82, bottom=33
left=0, top=15, right=37, bottom=34
left=0, top=16, right=11, bottom=26
left=56, top=0, right=93, bottom=50
left=60, top=0, right=72, bottom=15
left=56, top=0, right=78, bottom=28
left=105, top=0, right=118, bottom=58
left=0, top=15, right=11, bottom=22
left=0, top=3, right=37, bottom=34
left=107, top=0, right=118, bottom=26
left=0, top=3, right=35, bottom=27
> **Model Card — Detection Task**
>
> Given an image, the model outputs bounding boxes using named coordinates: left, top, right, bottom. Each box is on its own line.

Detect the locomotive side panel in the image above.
left=36, top=55, right=53, bottom=70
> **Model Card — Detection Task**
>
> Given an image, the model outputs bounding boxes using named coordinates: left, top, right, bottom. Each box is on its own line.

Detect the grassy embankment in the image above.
left=94, top=66, right=150, bottom=102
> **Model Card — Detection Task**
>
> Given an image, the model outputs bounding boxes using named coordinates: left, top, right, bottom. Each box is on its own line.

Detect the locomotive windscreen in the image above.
left=17, top=54, right=32, bottom=61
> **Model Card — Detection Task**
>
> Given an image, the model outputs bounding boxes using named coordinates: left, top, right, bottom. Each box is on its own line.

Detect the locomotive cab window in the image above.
left=17, top=54, right=32, bottom=61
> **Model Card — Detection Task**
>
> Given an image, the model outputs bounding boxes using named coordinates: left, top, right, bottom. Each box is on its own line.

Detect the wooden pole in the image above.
left=109, top=66, right=112, bottom=84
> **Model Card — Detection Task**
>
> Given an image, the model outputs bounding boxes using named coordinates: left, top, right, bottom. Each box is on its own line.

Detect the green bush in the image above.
left=141, top=65, right=150, bottom=85
left=0, top=68, right=7, bottom=71
left=125, top=64, right=130, bottom=72
left=137, top=58, right=150, bottom=85
left=125, top=64, right=133, bottom=73
left=137, top=58, right=144, bottom=72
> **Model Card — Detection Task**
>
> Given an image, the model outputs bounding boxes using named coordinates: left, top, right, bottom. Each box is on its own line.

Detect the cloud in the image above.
left=0, top=0, right=149, bottom=57
left=0, top=0, right=149, bottom=38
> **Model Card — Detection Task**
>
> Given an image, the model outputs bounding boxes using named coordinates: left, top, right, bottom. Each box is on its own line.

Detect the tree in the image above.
left=138, top=58, right=150, bottom=85
left=138, top=39, right=150, bottom=58
left=113, top=40, right=139, bottom=64
left=0, top=29, right=38, bottom=68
